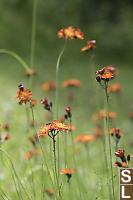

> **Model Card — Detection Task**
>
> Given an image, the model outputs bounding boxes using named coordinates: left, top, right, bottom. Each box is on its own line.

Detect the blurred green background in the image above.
left=0, top=1, right=133, bottom=199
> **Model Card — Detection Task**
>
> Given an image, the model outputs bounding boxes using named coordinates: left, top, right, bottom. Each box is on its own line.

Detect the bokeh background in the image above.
left=0, top=1, right=133, bottom=199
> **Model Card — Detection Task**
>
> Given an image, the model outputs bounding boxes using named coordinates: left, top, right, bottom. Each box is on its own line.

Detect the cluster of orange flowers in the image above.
left=107, top=128, right=124, bottom=139
left=38, top=121, right=69, bottom=137
left=114, top=150, right=133, bottom=168
left=96, top=66, right=116, bottom=82
left=58, top=26, right=96, bottom=53
left=25, top=149, right=42, bottom=160
left=58, top=27, right=84, bottom=40
left=92, top=109, right=117, bottom=121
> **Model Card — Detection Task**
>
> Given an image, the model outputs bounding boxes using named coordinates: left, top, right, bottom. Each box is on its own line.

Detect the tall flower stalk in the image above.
left=104, top=81, right=115, bottom=200
left=38, top=121, right=69, bottom=198
left=56, top=27, right=84, bottom=179
left=95, top=66, right=116, bottom=200
left=29, top=0, right=38, bottom=88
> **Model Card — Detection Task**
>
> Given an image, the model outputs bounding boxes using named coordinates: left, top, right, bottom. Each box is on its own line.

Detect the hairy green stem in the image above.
left=104, top=81, right=115, bottom=200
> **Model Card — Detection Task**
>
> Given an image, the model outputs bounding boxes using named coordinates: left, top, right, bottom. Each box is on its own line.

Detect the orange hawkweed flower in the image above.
left=62, top=79, right=81, bottom=88
left=45, top=189, right=54, bottom=196
left=68, top=125, right=76, bottom=131
left=58, top=27, right=84, bottom=40
left=41, top=81, right=56, bottom=92
left=96, top=67, right=114, bottom=82
left=50, top=121, right=69, bottom=132
left=57, top=28, right=64, bottom=38
left=25, top=149, right=42, bottom=160
left=114, top=161, right=128, bottom=168
left=5, top=134, right=11, bottom=140
left=107, top=128, right=124, bottom=139
left=99, top=109, right=116, bottom=119
left=60, top=168, right=74, bottom=182
left=64, top=27, right=75, bottom=39
left=3, top=123, right=9, bottom=130
left=75, top=134, right=95, bottom=143
left=108, top=83, right=122, bottom=93
left=38, top=124, right=51, bottom=137
left=15, top=85, right=32, bottom=104
left=80, top=40, right=96, bottom=52
left=25, top=69, right=37, bottom=77
left=25, top=151, right=34, bottom=160
left=60, top=168, right=74, bottom=175
left=18, top=90, right=32, bottom=104
left=74, top=28, right=84, bottom=40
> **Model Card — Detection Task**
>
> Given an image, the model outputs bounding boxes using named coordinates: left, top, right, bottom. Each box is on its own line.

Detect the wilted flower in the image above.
left=80, top=40, right=96, bottom=52
left=41, top=97, right=52, bottom=112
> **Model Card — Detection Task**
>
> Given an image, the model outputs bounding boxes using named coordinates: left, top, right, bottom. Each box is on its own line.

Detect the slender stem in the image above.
left=55, top=40, right=67, bottom=185
left=102, top=118, right=112, bottom=199
left=30, top=103, right=55, bottom=187
left=0, top=49, right=30, bottom=71
left=0, top=149, right=32, bottom=200
left=55, top=40, right=67, bottom=119
left=104, top=81, right=115, bottom=200
left=29, top=0, right=38, bottom=88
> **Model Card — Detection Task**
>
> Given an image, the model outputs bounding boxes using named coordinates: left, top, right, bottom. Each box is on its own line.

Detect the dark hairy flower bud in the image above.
left=18, top=84, right=24, bottom=91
